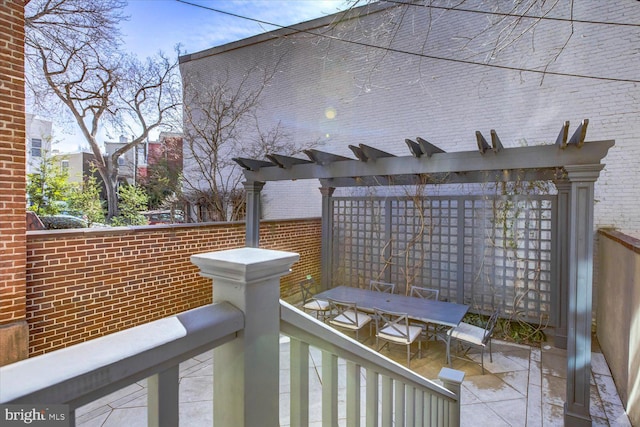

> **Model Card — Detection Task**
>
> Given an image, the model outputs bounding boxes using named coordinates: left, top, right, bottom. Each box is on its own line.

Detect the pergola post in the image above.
left=563, top=164, right=604, bottom=426
left=244, top=181, right=265, bottom=247
left=320, top=186, right=335, bottom=291
left=554, top=180, right=571, bottom=349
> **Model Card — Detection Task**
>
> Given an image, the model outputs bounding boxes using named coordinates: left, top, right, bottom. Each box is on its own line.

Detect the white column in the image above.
left=191, top=247, right=299, bottom=427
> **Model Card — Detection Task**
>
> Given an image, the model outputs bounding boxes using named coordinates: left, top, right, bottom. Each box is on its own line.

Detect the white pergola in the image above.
left=235, top=120, right=613, bottom=426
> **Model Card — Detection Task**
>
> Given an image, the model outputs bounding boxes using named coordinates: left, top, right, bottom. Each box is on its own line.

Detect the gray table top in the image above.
left=314, top=286, right=469, bottom=328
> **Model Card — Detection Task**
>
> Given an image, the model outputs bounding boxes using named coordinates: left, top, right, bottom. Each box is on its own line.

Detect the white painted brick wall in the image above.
left=180, top=0, right=640, bottom=235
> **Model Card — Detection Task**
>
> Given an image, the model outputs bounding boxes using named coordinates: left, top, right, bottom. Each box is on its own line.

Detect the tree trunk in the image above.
left=105, top=178, right=119, bottom=219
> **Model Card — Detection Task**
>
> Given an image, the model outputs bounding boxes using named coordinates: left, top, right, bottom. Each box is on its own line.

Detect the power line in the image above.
left=176, top=0, right=640, bottom=84
left=381, top=0, right=640, bottom=28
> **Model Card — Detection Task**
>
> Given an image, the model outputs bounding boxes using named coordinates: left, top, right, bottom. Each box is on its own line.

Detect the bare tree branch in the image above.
left=25, top=0, right=182, bottom=219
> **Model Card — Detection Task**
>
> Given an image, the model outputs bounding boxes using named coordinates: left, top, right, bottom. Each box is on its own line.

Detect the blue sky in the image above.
left=121, top=0, right=350, bottom=57
left=54, top=0, right=351, bottom=152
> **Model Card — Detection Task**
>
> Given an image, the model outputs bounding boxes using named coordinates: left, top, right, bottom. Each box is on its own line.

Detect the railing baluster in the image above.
left=406, top=386, right=416, bottom=426
left=394, top=381, right=405, bottom=426
left=346, top=360, right=361, bottom=427
left=322, top=350, right=339, bottom=427
left=148, top=364, right=179, bottom=427
left=381, top=375, right=393, bottom=426
left=290, top=338, right=309, bottom=426
left=415, top=389, right=424, bottom=427
left=366, top=369, right=379, bottom=427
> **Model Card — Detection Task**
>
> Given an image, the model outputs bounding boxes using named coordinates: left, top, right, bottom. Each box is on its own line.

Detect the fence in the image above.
left=25, top=218, right=321, bottom=356
left=596, top=229, right=640, bottom=426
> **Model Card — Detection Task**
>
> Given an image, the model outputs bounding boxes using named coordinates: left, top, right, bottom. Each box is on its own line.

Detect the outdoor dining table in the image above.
left=313, top=285, right=470, bottom=365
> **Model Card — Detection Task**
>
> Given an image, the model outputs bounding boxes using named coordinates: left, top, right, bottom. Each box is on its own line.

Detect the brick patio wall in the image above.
left=0, top=0, right=28, bottom=366
left=26, top=218, right=321, bottom=356
left=596, top=229, right=640, bottom=426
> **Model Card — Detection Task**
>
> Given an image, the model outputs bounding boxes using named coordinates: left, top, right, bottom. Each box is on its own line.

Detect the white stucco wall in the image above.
left=180, top=0, right=640, bottom=234
left=25, top=113, right=53, bottom=174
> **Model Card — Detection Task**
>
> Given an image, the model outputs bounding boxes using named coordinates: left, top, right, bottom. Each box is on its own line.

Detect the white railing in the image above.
left=281, top=301, right=462, bottom=426
left=0, top=302, right=243, bottom=427
left=1, top=248, right=463, bottom=426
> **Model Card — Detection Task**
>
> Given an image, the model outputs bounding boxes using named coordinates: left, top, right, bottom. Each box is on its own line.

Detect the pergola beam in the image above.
left=319, top=169, right=560, bottom=188
left=241, top=140, right=614, bottom=184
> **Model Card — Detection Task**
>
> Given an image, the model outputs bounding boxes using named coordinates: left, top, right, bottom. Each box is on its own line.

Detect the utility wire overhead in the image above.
left=176, top=0, right=640, bottom=84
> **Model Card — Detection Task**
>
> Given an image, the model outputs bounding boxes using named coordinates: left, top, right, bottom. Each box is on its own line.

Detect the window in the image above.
left=117, top=157, right=125, bottom=166
left=31, top=138, right=42, bottom=157
left=61, top=160, right=69, bottom=172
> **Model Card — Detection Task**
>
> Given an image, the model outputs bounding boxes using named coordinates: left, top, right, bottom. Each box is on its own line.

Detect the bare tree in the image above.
left=181, top=64, right=317, bottom=222
left=25, top=0, right=182, bottom=219
left=338, top=0, right=574, bottom=83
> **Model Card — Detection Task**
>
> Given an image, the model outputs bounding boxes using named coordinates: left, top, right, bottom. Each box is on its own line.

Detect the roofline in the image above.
left=178, top=1, right=397, bottom=64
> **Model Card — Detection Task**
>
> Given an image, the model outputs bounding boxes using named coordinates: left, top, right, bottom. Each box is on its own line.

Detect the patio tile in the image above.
left=526, top=383, right=542, bottom=427
left=192, top=349, right=213, bottom=363
left=75, top=383, right=144, bottom=415
left=541, top=347, right=567, bottom=378
left=485, top=397, right=527, bottom=426
left=75, top=410, right=110, bottom=427
left=541, top=374, right=565, bottom=406
left=591, top=352, right=613, bottom=376
left=528, top=348, right=542, bottom=387
left=179, top=356, right=203, bottom=374
left=593, top=373, right=628, bottom=419
left=179, top=376, right=213, bottom=402
left=541, top=402, right=565, bottom=427
left=75, top=404, right=112, bottom=426
left=462, top=374, right=524, bottom=403
left=461, top=403, right=510, bottom=427
left=180, top=360, right=213, bottom=378
left=110, top=388, right=147, bottom=408
left=468, top=351, right=528, bottom=374
left=101, top=406, right=147, bottom=427
left=496, top=370, right=530, bottom=395
left=605, top=406, right=633, bottom=427
left=180, top=400, right=212, bottom=425
left=590, top=383, right=608, bottom=420
left=459, top=383, right=482, bottom=404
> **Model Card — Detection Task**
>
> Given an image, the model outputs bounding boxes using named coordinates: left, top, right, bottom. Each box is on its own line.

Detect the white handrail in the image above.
left=0, top=302, right=243, bottom=408
left=280, top=300, right=463, bottom=426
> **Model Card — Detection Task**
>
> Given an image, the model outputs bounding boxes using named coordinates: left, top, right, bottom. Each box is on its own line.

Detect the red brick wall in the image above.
left=26, top=219, right=321, bottom=356
left=0, top=0, right=28, bottom=365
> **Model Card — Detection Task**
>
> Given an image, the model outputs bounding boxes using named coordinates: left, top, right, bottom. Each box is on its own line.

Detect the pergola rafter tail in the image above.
left=236, top=139, right=613, bottom=186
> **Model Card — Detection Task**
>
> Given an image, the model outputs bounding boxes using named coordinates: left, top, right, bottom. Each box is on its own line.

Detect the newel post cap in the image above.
left=191, top=247, right=300, bottom=283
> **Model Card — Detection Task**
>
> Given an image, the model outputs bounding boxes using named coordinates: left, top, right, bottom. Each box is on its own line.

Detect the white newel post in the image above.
left=191, top=247, right=299, bottom=427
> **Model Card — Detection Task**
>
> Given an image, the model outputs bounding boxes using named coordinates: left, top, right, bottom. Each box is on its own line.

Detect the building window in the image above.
left=31, top=138, right=42, bottom=157
left=117, top=157, right=125, bottom=166
left=61, top=160, right=69, bottom=172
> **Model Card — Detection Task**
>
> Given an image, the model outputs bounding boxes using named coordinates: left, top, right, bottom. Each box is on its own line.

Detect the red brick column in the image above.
left=0, top=0, right=28, bottom=365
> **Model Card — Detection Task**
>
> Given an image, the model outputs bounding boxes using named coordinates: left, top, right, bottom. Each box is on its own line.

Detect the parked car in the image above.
left=141, top=210, right=184, bottom=225
left=40, top=214, right=88, bottom=230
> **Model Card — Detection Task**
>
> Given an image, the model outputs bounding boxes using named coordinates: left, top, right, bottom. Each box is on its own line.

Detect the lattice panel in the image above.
left=331, top=194, right=555, bottom=325
left=388, top=198, right=459, bottom=300
left=462, top=196, right=553, bottom=322
left=332, top=198, right=387, bottom=288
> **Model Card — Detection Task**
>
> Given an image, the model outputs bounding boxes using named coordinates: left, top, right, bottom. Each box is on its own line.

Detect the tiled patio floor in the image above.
left=75, top=335, right=631, bottom=426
